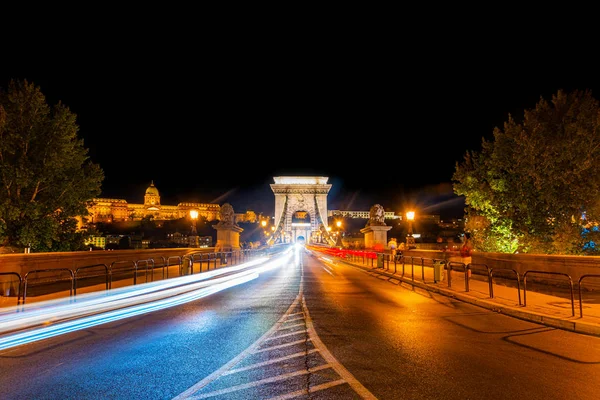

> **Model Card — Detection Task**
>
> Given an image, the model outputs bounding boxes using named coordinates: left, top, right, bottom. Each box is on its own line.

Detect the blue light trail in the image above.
left=0, top=249, right=294, bottom=351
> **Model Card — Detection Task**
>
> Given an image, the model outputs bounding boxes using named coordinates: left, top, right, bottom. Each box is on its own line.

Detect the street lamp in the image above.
left=335, top=220, right=343, bottom=248
left=190, top=210, right=199, bottom=234
left=260, top=219, right=268, bottom=243
left=190, top=210, right=199, bottom=248
left=406, top=211, right=415, bottom=249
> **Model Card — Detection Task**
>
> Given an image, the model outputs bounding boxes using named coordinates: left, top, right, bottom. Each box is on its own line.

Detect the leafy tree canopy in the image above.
left=453, top=89, right=600, bottom=255
left=0, top=79, right=104, bottom=252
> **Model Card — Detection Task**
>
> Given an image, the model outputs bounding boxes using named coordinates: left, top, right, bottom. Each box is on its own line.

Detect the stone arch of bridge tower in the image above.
left=285, top=201, right=317, bottom=243
left=269, top=176, right=335, bottom=245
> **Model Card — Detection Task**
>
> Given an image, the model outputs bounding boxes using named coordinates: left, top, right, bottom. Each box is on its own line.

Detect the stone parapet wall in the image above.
left=471, top=252, right=600, bottom=289
left=3, top=248, right=600, bottom=290
left=0, top=248, right=210, bottom=276
left=400, top=249, right=600, bottom=290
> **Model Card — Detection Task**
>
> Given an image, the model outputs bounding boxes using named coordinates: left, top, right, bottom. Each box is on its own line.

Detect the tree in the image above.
left=140, top=215, right=157, bottom=237
left=453, top=89, right=600, bottom=255
left=0, top=79, right=104, bottom=252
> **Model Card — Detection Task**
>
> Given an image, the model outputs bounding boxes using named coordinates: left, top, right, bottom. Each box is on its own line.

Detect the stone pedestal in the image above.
left=360, top=225, right=392, bottom=249
left=212, top=224, right=243, bottom=252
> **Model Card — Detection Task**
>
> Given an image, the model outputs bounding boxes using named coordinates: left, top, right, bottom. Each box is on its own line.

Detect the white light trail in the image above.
left=0, top=248, right=294, bottom=351
left=0, top=257, right=269, bottom=330
left=0, top=273, right=259, bottom=350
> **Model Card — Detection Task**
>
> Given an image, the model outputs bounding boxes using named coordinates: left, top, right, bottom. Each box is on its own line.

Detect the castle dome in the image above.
left=145, top=180, right=159, bottom=196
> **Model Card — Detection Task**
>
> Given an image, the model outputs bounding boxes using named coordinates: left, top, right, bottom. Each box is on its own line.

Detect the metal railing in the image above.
left=136, top=258, right=156, bottom=283
left=467, top=263, right=492, bottom=295
left=315, top=248, right=530, bottom=309
left=109, top=260, right=139, bottom=289
left=23, top=268, right=75, bottom=304
left=166, top=256, right=183, bottom=278
left=0, top=272, right=23, bottom=305
left=74, top=264, right=109, bottom=295
left=4, top=245, right=595, bottom=322
left=150, top=256, right=167, bottom=281
left=487, top=267, right=522, bottom=306
left=523, top=270, right=574, bottom=316
left=0, top=249, right=263, bottom=306
left=578, top=274, right=600, bottom=317
left=447, top=261, right=467, bottom=289
left=311, top=248, right=600, bottom=319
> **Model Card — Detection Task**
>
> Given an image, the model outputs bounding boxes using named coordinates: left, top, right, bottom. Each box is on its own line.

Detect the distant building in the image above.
left=85, top=236, right=106, bottom=249
left=328, top=210, right=399, bottom=219
left=168, top=232, right=213, bottom=248
left=235, top=210, right=258, bottom=223
left=86, top=181, right=221, bottom=223
left=106, top=234, right=124, bottom=247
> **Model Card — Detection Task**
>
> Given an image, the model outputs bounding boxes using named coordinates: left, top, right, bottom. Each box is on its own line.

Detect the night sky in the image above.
left=3, top=58, right=598, bottom=220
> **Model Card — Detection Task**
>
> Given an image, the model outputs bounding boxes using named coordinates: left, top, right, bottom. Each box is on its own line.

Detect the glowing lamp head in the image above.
left=190, top=210, right=199, bottom=220
left=406, top=211, right=415, bottom=221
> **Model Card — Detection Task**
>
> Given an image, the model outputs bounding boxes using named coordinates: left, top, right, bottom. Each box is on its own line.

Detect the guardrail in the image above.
left=447, top=261, right=468, bottom=290
left=523, top=270, right=574, bottom=316
left=0, top=272, right=23, bottom=304
left=1, top=248, right=265, bottom=305
left=23, top=268, right=75, bottom=304
left=489, top=267, right=522, bottom=306
left=310, top=246, right=599, bottom=318
left=74, top=263, right=109, bottom=295
left=579, top=274, right=600, bottom=317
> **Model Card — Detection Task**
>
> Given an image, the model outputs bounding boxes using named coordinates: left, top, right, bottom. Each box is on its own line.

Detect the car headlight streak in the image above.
left=0, top=250, right=294, bottom=351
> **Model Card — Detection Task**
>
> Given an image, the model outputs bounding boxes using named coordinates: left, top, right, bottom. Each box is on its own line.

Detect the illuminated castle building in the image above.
left=87, top=181, right=221, bottom=223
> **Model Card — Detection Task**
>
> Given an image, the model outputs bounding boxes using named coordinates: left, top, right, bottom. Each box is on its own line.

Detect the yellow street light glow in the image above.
left=406, top=210, right=415, bottom=247
left=261, top=220, right=267, bottom=227
left=190, top=210, right=198, bottom=220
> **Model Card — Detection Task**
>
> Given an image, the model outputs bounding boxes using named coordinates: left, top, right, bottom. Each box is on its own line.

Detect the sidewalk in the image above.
left=339, top=256, right=600, bottom=337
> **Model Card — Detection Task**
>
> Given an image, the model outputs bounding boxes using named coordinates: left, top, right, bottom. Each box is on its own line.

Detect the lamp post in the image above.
left=406, top=211, right=415, bottom=249
left=335, top=220, right=343, bottom=248
left=261, top=219, right=268, bottom=243
left=190, top=210, right=198, bottom=234
left=190, top=210, right=198, bottom=247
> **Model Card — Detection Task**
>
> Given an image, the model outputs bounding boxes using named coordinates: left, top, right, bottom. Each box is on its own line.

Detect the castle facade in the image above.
left=87, top=181, right=221, bottom=223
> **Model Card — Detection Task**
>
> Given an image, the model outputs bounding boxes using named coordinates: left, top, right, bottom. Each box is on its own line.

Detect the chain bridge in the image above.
left=267, top=176, right=336, bottom=246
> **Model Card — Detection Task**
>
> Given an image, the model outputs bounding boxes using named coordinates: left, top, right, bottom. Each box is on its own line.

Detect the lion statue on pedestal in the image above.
left=367, top=204, right=386, bottom=226
left=219, top=203, right=235, bottom=226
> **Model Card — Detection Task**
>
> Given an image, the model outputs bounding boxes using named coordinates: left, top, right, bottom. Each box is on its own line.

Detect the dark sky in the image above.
left=3, top=56, right=598, bottom=220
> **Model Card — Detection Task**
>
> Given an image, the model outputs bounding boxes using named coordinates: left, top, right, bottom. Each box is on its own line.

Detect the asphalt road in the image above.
left=0, top=246, right=599, bottom=399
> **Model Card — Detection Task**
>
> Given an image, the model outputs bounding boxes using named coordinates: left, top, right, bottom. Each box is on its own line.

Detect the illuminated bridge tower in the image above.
left=268, top=176, right=336, bottom=246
